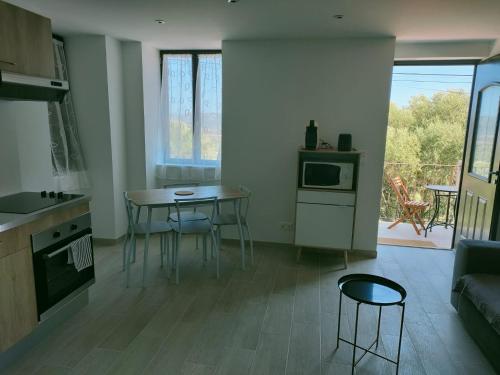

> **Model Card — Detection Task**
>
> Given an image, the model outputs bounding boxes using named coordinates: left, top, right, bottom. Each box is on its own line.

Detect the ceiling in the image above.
left=6, top=0, right=500, bottom=49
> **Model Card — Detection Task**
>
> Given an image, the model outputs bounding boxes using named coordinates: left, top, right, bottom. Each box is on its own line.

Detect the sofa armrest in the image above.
left=451, top=240, right=500, bottom=308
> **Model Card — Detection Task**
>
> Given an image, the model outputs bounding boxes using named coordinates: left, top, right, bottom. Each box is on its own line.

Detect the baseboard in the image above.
left=93, top=234, right=126, bottom=246
left=220, top=239, right=377, bottom=258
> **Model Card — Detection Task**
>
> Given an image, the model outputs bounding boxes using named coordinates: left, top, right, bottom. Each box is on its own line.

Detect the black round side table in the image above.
left=336, top=273, right=407, bottom=375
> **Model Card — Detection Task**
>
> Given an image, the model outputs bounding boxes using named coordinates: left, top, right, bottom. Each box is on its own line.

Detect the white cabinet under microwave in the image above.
left=295, top=191, right=355, bottom=250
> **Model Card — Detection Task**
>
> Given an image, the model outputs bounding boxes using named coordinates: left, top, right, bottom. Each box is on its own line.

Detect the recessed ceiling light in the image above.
left=155, top=19, right=166, bottom=24
left=333, top=14, right=344, bottom=19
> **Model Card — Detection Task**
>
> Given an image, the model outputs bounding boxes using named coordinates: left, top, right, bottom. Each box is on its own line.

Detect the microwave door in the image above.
left=304, top=163, right=341, bottom=187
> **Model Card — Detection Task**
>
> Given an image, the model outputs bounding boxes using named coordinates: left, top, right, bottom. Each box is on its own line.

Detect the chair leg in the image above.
left=415, top=211, right=426, bottom=230
left=132, top=237, right=137, bottom=263
left=126, top=232, right=135, bottom=288
left=160, top=234, right=164, bottom=268
left=176, top=232, right=181, bottom=284
left=237, top=222, right=246, bottom=271
left=171, top=233, right=176, bottom=270
left=388, top=216, right=405, bottom=230
left=203, top=235, right=207, bottom=262
left=122, top=232, right=129, bottom=271
left=409, top=214, right=421, bottom=235
left=166, top=233, right=170, bottom=278
left=215, top=227, right=221, bottom=259
left=210, top=229, right=220, bottom=280
left=244, top=224, right=254, bottom=266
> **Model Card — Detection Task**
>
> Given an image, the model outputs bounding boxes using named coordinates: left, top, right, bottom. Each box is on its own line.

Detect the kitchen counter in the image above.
left=0, top=195, right=91, bottom=233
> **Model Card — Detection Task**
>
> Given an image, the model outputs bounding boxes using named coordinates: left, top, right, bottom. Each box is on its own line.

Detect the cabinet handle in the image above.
left=0, top=60, right=16, bottom=66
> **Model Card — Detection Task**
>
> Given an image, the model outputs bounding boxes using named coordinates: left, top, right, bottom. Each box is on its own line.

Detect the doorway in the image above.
left=378, top=62, right=475, bottom=249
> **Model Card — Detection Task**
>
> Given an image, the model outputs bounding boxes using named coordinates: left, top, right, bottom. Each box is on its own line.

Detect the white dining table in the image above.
left=126, top=185, right=248, bottom=285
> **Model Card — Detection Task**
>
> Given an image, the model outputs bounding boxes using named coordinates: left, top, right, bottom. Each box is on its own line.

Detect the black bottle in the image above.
left=305, top=120, right=318, bottom=150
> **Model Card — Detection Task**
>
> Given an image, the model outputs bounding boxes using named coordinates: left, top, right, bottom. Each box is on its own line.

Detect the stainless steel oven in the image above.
left=31, top=213, right=95, bottom=321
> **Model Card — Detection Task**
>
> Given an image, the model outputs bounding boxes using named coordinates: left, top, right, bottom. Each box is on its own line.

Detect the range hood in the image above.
left=0, top=71, right=69, bottom=102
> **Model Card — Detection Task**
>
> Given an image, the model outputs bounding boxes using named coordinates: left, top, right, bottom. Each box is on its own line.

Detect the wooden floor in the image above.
left=4, top=237, right=496, bottom=375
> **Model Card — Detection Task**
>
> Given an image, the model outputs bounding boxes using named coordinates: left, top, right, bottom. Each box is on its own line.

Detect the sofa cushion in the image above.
left=454, top=274, right=500, bottom=335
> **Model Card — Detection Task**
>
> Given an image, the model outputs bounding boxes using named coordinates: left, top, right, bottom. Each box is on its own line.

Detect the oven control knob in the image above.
left=41, top=190, right=47, bottom=197
left=49, top=191, right=56, bottom=198
left=53, top=231, right=61, bottom=238
left=70, top=224, right=78, bottom=231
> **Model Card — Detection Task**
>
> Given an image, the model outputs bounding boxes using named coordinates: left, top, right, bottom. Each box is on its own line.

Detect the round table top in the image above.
left=338, top=274, right=407, bottom=306
left=425, top=184, right=458, bottom=193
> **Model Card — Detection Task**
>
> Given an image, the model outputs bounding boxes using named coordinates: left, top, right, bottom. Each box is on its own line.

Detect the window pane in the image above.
left=198, top=54, right=222, bottom=162
left=167, top=55, right=193, bottom=160
left=471, top=85, right=500, bottom=178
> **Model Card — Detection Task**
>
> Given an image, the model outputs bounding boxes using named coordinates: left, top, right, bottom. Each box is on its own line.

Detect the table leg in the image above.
left=235, top=199, right=246, bottom=270
left=337, top=291, right=343, bottom=348
left=445, top=192, right=452, bottom=229
left=425, top=190, right=440, bottom=237
left=142, top=206, right=152, bottom=287
left=376, top=305, right=382, bottom=349
left=352, top=302, right=360, bottom=375
left=396, top=303, right=406, bottom=375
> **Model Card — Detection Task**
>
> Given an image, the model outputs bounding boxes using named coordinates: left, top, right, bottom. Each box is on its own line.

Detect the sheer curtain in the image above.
left=157, top=53, right=222, bottom=185
left=48, top=39, right=90, bottom=192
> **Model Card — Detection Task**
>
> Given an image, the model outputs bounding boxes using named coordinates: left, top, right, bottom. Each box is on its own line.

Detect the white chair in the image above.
left=123, top=192, right=172, bottom=287
left=213, top=185, right=254, bottom=270
left=171, top=196, right=219, bottom=284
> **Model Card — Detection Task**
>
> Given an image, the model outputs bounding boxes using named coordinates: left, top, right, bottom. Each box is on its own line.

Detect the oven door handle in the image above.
left=44, top=245, right=72, bottom=259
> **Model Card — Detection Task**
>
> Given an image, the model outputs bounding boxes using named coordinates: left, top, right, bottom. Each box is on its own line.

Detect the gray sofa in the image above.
left=451, top=239, right=500, bottom=373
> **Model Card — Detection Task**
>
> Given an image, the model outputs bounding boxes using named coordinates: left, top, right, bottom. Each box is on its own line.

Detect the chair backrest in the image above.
left=174, top=196, right=218, bottom=231
left=387, top=176, right=411, bottom=206
left=238, top=185, right=252, bottom=219
left=123, top=192, right=135, bottom=231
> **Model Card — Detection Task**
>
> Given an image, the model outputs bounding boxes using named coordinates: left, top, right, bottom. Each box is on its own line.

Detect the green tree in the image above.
left=381, top=89, right=470, bottom=221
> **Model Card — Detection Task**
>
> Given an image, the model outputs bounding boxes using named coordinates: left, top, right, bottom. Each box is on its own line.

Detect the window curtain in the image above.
left=157, top=53, right=221, bottom=185
left=48, top=39, right=90, bottom=192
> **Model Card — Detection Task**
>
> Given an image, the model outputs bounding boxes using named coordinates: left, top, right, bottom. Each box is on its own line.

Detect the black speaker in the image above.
left=337, top=134, right=352, bottom=151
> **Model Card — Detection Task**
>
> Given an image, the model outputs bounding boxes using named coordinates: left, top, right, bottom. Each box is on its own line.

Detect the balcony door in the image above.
left=455, top=56, right=500, bottom=243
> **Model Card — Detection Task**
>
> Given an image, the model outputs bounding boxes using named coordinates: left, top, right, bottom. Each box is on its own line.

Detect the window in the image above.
left=159, top=51, right=222, bottom=167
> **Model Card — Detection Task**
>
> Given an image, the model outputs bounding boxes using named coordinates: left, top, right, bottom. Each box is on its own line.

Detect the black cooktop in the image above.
left=0, top=191, right=84, bottom=214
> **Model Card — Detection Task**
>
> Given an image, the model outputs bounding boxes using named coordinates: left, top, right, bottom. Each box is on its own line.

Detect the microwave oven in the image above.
left=301, top=161, right=354, bottom=190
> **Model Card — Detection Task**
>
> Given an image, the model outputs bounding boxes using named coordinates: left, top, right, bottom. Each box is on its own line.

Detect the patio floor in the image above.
left=378, top=220, right=454, bottom=250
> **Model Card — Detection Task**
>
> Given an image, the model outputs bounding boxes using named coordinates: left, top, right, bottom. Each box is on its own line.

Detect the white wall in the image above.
left=105, top=36, right=128, bottom=237
left=65, top=35, right=119, bottom=239
left=0, top=103, right=22, bottom=196
left=395, top=40, right=493, bottom=60
left=122, top=41, right=147, bottom=190
left=222, top=39, right=395, bottom=253
left=0, top=101, right=55, bottom=196
left=141, top=43, right=161, bottom=189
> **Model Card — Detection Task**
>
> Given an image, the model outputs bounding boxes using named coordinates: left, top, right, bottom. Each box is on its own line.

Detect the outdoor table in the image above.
left=424, top=184, right=458, bottom=237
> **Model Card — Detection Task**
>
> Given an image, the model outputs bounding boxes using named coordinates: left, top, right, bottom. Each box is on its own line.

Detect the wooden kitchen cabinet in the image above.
left=0, top=1, right=16, bottom=71
left=0, top=247, right=38, bottom=352
left=0, top=202, right=90, bottom=352
left=0, top=0, right=55, bottom=78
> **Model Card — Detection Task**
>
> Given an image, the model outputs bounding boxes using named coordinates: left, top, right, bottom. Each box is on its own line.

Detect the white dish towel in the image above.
left=70, top=234, right=93, bottom=272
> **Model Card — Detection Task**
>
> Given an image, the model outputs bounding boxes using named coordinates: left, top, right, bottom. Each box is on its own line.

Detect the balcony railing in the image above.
left=380, top=162, right=461, bottom=223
